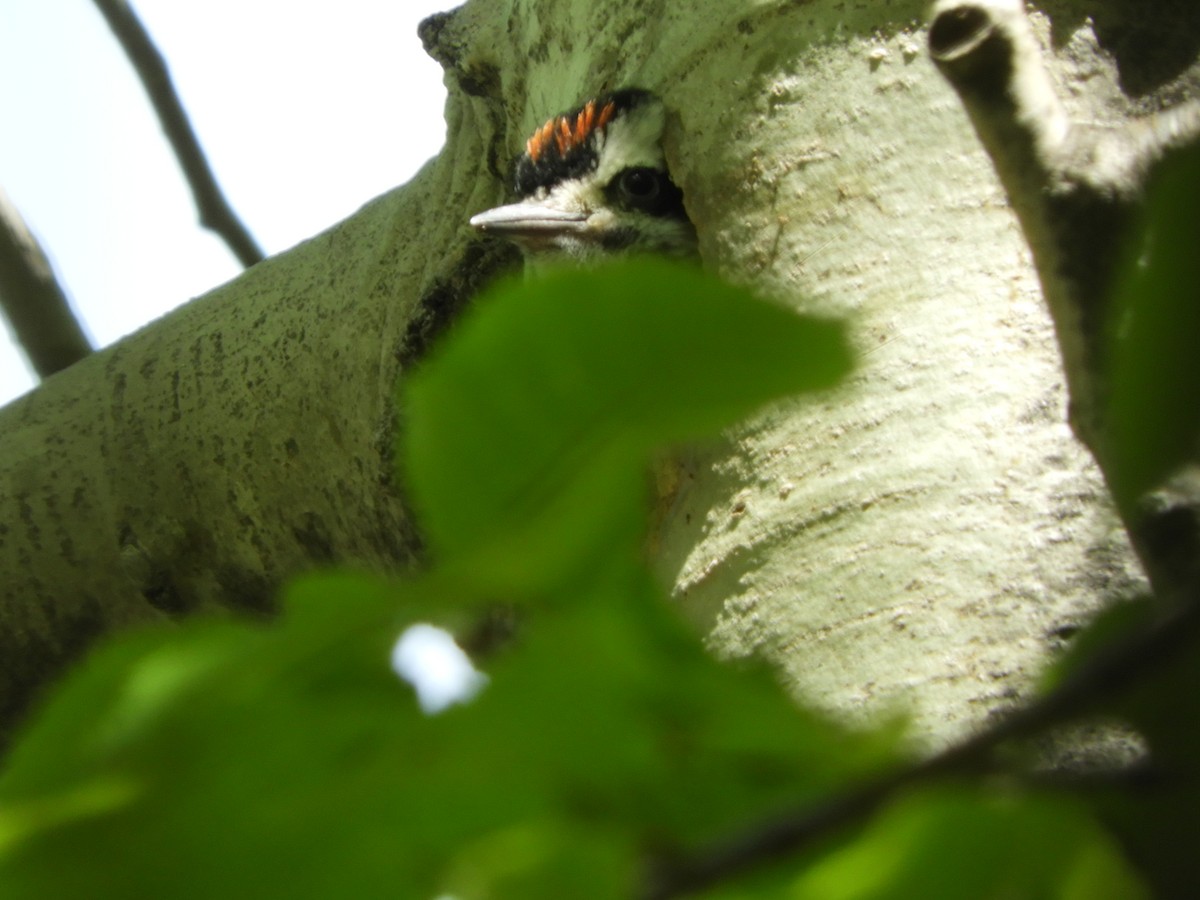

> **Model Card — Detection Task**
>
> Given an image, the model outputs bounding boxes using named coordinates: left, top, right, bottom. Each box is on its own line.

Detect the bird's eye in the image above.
left=604, top=165, right=687, bottom=219
left=616, top=168, right=664, bottom=204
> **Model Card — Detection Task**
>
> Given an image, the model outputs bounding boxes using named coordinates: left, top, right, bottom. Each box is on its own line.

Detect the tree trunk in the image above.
left=3, top=0, right=1195, bottom=754
left=0, top=118, right=512, bottom=746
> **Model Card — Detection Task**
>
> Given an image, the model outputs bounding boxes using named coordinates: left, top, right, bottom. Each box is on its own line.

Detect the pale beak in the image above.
left=469, top=201, right=590, bottom=240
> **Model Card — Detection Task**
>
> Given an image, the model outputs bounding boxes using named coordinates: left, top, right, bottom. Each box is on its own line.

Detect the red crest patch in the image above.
left=525, top=97, right=618, bottom=163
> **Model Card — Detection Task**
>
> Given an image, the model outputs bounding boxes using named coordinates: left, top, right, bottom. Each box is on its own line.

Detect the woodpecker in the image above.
left=469, top=89, right=696, bottom=261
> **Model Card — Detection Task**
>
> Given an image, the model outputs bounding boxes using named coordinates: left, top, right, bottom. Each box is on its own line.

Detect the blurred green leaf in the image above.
left=1, top=253, right=861, bottom=899
left=1088, top=145, right=1200, bottom=894
left=1107, top=144, right=1200, bottom=506
left=0, top=573, right=423, bottom=897
left=1038, top=597, right=1156, bottom=693
left=403, top=257, right=851, bottom=593
left=1022, top=591, right=1200, bottom=897
left=1088, top=607, right=1200, bottom=898
left=786, top=787, right=1147, bottom=900
left=1027, top=595, right=1200, bottom=897
left=1028, top=593, right=1200, bottom=896
left=0, top=563, right=895, bottom=899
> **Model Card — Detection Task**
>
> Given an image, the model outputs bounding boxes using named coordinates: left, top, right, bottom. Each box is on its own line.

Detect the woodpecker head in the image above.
left=470, top=89, right=696, bottom=261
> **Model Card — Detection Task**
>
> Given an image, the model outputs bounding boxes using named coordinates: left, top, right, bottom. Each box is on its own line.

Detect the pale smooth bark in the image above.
left=4, top=0, right=1196, bottom=754
left=428, top=0, right=1184, bottom=746
left=930, top=0, right=1200, bottom=597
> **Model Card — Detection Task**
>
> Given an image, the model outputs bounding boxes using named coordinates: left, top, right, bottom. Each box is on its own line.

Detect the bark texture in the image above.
left=0, top=103, right=513, bottom=746
left=425, top=0, right=1190, bottom=746
left=931, top=0, right=1200, bottom=598
left=3, top=0, right=1196, bottom=754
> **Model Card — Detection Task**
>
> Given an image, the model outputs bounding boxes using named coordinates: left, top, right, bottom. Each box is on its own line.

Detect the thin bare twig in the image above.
left=0, top=187, right=92, bottom=379
left=641, top=592, right=1199, bottom=899
left=91, top=0, right=265, bottom=267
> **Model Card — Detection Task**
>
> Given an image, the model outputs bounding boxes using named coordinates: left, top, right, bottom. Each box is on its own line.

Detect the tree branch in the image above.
left=928, top=0, right=1200, bottom=594
left=0, top=187, right=92, bottom=379
left=90, top=0, right=265, bottom=268
left=642, top=590, right=1198, bottom=899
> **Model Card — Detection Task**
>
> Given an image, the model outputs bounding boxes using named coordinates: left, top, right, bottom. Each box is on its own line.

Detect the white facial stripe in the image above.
left=593, top=100, right=669, bottom=185
left=538, top=176, right=601, bottom=216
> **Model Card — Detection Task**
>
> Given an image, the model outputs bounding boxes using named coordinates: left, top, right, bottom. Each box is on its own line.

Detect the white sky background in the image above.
left=0, top=0, right=455, bottom=406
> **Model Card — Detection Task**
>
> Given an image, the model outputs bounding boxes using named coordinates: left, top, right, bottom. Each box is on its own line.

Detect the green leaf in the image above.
left=1037, top=596, right=1156, bottom=693
left=402, top=257, right=851, bottom=592
left=0, top=566, right=893, bottom=900
left=1084, top=607, right=1200, bottom=897
left=0, top=573, right=426, bottom=899
left=785, top=787, right=1148, bottom=900
left=1106, top=144, right=1200, bottom=506
left=1, top=258, right=862, bottom=897
left=1030, top=596, right=1200, bottom=896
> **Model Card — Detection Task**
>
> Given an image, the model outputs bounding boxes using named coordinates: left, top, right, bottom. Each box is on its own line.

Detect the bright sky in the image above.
left=0, top=0, right=454, bottom=406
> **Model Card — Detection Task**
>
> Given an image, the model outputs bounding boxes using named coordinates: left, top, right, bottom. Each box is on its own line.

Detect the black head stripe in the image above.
left=512, top=88, right=653, bottom=198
